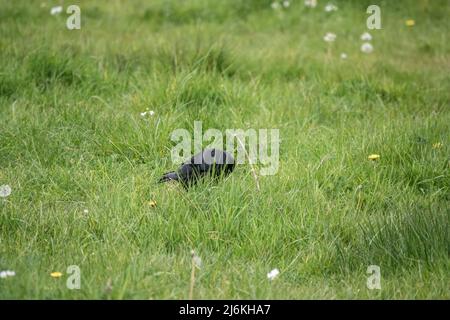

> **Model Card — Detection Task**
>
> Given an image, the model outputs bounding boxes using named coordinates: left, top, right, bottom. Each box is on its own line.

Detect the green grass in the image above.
left=0, top=0, right=449, bottom=299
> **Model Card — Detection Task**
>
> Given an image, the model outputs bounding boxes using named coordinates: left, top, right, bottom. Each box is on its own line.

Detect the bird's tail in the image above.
left=158, top=171, right=179, bottom=183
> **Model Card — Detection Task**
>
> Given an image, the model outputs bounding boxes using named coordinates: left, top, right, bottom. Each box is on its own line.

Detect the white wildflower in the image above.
left=360, top=32, right=372, bottom=41
left=83, top=209, right=89, bottom=214
left=340, top=53, right=348, bottom=60
left=283, top=1, right=290, bottom=8
left=0, top=185, right=11, bottom=198
left=271, top=2, right=280, bottom=9
left=0, top=270, right=15, bottom=278
left=50, top=6, right=63, bottom=15
left=267, top=268, right=280, bottom=280
left=140, top=109, right=155, bottom=117
left=323, top=32, right=336, bottom=42
left=304, top=0, right=317, bottom=8
left=325, top=3, right=338, bottom=12
left=361, top=42, right=374, bottom=53
left=191, top=250, right=202, bottom=268
left=193, top=255, right=202, bottom=268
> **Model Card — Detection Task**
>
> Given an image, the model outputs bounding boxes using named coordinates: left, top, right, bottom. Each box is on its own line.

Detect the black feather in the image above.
left=158, top=171, right=179, bottom=183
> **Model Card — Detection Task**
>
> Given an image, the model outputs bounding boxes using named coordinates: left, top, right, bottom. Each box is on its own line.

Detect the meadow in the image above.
left=0, top=0, right=449, bottom=299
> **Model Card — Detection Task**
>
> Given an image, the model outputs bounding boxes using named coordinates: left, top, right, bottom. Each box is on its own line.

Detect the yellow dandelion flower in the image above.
left=405, top=19, right=415, bottom=27
left=148, top=200, right=157, bottom=208
left=432, top=142, right=443, bottom=149
left=368, top=154, right=380, bottom=161
left=50, top=272, right=63, bottom=278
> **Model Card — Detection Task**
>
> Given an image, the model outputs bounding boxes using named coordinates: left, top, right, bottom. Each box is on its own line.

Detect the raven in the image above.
left=159, top=149, right=235, bottom=188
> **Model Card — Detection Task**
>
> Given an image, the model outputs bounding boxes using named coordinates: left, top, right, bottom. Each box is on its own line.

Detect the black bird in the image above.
left=159, top=149, right=235, bottom=188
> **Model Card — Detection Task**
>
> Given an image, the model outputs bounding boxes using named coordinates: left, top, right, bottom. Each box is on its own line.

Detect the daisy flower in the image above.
left=0, top=270, right=16, bottom=278
left=360, top=32, right=372, bottom=41
left=323, top=32, right=336, bottom=42
left=325, top=3, right=338, bottom=12
left=50, top=6, right=63, bottom=15
left=140, top=109, right=155, bottom=117
left=361, top=42, right=374, bottom=54
left=267, top=268, right=280, bottom=280
left=305, top=0, right=317, bottom=8
left=0, top=185, right=11, bottom=198
left=271, top=2, right=280, bottom=9
left=340, top=53, right=348, bottom=60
